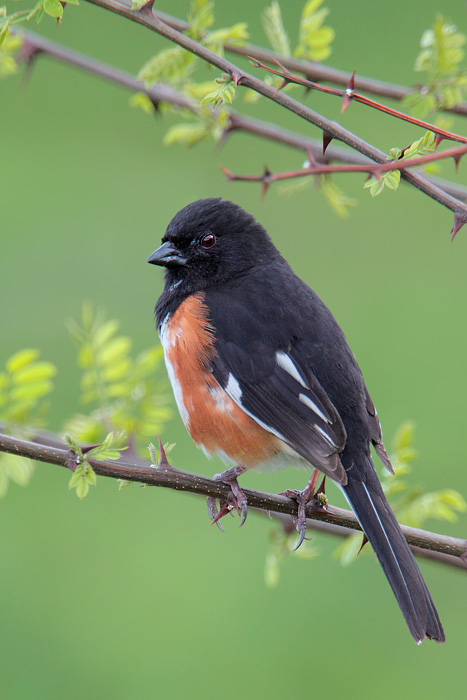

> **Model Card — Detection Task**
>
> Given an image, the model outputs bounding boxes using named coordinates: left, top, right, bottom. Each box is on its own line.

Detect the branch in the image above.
left=1, top=431, right=466, bottom=570
left=82, top=0, right=467, bottom=227
left=15, top=27, right=193, bottom=111
left=247, top=58, right=467, bottom=144
left=14, top=27, right=467, bottom=204
left=222, top=143, right=467, bottom=188
left=154, top=9, right=467, bottom=119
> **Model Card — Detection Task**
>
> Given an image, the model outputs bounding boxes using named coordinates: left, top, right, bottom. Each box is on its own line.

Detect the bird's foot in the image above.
left=207, top=465, right=247, bottom=532
left=280, top=472, right=326, bottom=551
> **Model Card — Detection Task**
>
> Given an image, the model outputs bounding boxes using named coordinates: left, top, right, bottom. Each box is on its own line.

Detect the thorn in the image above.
left=434, top=133, right=444, bottom=150
left=230, top=70, right=242, bottom=88
left=372, top=167, right=383, bottom=182
left=246, top=56, right=261, bottom=68
left=81, top=443, right=102, bottom=455
left=261, top=167, right=271, bottom=199
left=451, top=212, right=467, bottom=242
left=453, top=154, right=462, bottom=173
left=357, top=534, right=369, bottom=555
left=278, top=78, right=289, bottom=91
left=17, top=40, right=42, bottom=87
left=148, top=97, right=160, bottom=115
left=272, top=56, right=287, bottom=73
left=213, top=128, right=232, bottom=155
left=219, top=165, right=234, bottom=181
left=315, top=476, right=326, bottom=496
left=157, top=435, right=170, bottom=468
left=322, top=131, right=333, bottom=157
left=66, top=450, right=79, bottom=472
left=137, top=0, right=155, bottom=12
left=341, top=70, right=356, bottom=113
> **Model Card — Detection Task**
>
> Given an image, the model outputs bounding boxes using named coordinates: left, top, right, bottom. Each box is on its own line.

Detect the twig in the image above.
left=247, top=58, right=467, bottom=144
left=222, top=144, right=467, bottom=188
left=82, top=0, right=467, bottom=229
left=154, top=9, right=467, bottom=118
left=1, top=431, right=466, bottom=568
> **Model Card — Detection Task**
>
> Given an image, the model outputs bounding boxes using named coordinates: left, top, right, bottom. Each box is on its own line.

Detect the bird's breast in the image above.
left=159, top=293, right=280, bottom=467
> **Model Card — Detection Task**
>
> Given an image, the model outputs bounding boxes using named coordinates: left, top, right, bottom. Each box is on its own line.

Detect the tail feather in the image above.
left=343, top=458, right=445, bottom=644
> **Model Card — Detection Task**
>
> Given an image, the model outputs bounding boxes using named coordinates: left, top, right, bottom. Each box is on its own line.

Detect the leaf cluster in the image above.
left=404, top=15, right=467, bottom=119
left=364, top=130, right=435, bottom=197
left=135, top=0, right=247, bottom=148
left=65, top=303, right=172, bottom=455
left=0, top=349, right=56, bottom=496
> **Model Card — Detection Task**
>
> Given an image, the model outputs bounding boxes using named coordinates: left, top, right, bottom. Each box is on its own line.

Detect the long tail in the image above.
left=342, top=456, right=445, bottom=644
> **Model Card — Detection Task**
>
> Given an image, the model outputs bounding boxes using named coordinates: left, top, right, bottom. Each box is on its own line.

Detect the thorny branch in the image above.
left=81, top=0, right=467, bottom=234
left=154, top=9, right=467, bottom=118
left=14, top=27, right=467, bottom=204
left=247, top=58, right=467, bottom=144
left=0, top=431, right=466, bottom=571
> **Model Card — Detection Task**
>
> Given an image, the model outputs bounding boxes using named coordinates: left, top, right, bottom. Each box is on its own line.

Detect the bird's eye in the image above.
left=200, top=233, right=216, bottom=249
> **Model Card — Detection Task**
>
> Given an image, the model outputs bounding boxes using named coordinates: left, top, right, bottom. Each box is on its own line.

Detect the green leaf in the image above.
left=96, top=337, right=132, bottom=367
left=138, top=47, right=195, bottom=88
left=43, top=0, right=63, bottom=19
left=0, top=453, right=34, bottom=497
left=295, top=0, right=334, bottom=61
left=200, top=76, right=235, bottom=108
left=129, top=92, right=157, bottom=115
left=262, top=1, right=290, bottom=57
left=163, top=122, right=208, bottom=147
left=320, top=176, right=357, bottom=218
left=76, top=478, right=89, bottom=499
left=69, top=467, right=84, bottom=489
left=187, top=0, right=214, bottom=38
left=206, top=22, right=249, bottom=48
left=9, top=381, right=53, bottom=402
left=6, top=349, right=39, bottom=374
left=12, top=361, right=56, bottom=385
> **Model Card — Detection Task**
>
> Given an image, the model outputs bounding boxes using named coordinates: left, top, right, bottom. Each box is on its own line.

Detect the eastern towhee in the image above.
left=147, top=198, right=445, bottom=644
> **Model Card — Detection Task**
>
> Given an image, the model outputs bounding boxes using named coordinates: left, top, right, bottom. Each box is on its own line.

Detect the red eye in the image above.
left=201, top=233, right=216, bottom=248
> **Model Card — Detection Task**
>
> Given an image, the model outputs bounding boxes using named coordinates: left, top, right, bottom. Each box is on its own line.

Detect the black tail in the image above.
left=343, top=457, right=445, bottom=644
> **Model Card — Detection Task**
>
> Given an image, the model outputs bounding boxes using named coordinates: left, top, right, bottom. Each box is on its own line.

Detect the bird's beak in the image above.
left=146, top=241, right=187, bottom=267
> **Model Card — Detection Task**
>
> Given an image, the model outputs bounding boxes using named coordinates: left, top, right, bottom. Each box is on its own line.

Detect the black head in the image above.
left=147, top=198, right=280, bottom=294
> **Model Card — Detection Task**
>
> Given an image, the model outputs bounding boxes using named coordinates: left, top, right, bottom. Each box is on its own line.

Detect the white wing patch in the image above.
left=225, top=373, right=242, bottom=402
left=299, top=393, right=330, bottom=423
left=314, top=424, right=337, bottom=448
left=276, top=351, right=308, bottom=388
left=223, top=371, right=288, bottom=445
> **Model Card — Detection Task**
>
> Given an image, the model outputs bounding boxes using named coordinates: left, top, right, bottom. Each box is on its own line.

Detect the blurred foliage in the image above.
left=404, top=14, right=467, bottom=119
left=65, top=303, right=172, bottom=455
left=0, top=349, right=56, bottom=497
left=0, top=305, right=171, bottom=499
left=265, top=422, right=466, bottom=586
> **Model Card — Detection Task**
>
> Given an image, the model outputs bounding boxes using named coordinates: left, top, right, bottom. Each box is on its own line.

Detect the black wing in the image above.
left=205, top=286, right=348, bottom=483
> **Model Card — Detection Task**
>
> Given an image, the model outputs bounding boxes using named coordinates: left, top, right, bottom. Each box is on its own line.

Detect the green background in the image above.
left=2, top=0, right=467, bottom=698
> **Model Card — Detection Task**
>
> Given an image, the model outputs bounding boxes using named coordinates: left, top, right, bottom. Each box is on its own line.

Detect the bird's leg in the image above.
left=207, top=465, right=248, bottom=531
left=280, top=470, right=326, bottom=551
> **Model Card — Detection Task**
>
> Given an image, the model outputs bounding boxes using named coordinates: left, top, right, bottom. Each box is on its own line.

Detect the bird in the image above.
left=147, top=197, right=445, bottom=644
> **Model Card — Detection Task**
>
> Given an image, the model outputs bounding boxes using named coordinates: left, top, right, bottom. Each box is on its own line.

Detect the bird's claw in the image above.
left=207, top=465, right=247, bottom=529
left=280, top=477, right=326, bottom=551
